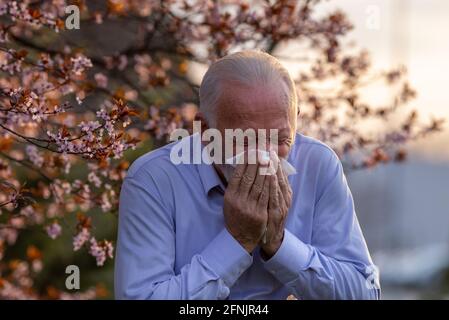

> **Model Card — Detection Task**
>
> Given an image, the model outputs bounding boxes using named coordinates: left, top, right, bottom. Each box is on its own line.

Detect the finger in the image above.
left=259, top=178, right=269, bottom=244
left=277, top=187, right=288, bottom=218
left=249, top=167, right=267, bottom=201
left=227, top=163, right=246, bottom=192
left=268, top=174, right=279, bottom=211
left=238, top=163, right=259, bottom=197
left=279, top=167, right=292, bottom=208
left=262, top=226, right=268, bottom=244
left=274, top=166, right=287, bottom=199
left=257, top=171, right=270, bottom=210
left=277, top=165, right=291, bottom=200
left=282, top=167, right=292, bottom=199
left=265, top=175, right=278, bottom=243
left=285, top=184, right=292, bottom=209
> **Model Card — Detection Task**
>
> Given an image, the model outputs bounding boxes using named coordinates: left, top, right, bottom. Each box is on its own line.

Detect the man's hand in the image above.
left=260, top=165, right=292, bottom=260
left=223, top=162, right=270, bottom=253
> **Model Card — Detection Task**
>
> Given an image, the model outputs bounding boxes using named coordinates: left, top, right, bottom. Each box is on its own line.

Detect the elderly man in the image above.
left=114, top=50, right=380, bottom=300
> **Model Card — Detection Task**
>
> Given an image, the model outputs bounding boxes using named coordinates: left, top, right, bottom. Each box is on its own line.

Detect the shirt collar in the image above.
left=193, top=135, right=226, bottom=195
left=197, top=161, right=225, bottom=195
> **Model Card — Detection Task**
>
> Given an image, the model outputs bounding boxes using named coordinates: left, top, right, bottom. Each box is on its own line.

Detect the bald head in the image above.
left=199, top=50, right=298, bottom=128
left=197, top=50, right=298, bottom=160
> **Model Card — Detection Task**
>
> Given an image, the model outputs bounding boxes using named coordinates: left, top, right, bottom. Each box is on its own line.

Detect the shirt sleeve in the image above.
left=114, top=173, right=253, bottom=300
left=261, top=150, right=380, bottom=300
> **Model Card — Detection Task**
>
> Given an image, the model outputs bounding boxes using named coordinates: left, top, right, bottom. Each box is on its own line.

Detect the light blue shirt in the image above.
left=114, top=133, right=380, bottom=299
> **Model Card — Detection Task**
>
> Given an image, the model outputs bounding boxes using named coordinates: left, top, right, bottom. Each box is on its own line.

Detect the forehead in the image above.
left=216, top=82, right=292, bottom=130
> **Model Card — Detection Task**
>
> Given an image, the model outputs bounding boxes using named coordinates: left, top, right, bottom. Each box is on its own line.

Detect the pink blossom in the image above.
left=88, top=171, right=102, bottom=188
left=100, top=192, right=112, bottom=212
left=94, top=73, right=108, bottom=88
left=26, top=145, right=44, bottom=168
left=71, top=55, right=93, bottom=76
left=73, top=228, right=90, bottom=251
left=45, top=221, right=62, bottom=240
left=89, top=238, right=114, bottom=266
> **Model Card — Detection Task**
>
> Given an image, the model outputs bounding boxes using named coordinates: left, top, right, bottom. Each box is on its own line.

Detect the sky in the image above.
left=317, top=0, right=449, bottom=162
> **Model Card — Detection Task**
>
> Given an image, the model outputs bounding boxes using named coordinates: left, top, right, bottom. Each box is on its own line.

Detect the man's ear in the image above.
left=194, top=112, right=210, bottom=133
left=194, top=112, right=212, bottom=144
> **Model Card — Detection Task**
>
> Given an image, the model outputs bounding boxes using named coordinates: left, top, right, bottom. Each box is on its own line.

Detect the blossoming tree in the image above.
left=0, top=0, right=443, bottom=299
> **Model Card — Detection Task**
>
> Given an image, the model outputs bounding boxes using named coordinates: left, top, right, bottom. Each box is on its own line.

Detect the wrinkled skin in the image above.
left=197, top=82, right=297, bottom=258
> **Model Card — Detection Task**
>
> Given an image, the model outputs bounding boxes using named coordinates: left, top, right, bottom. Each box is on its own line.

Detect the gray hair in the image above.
left=199, top=50, right=298, bottom=127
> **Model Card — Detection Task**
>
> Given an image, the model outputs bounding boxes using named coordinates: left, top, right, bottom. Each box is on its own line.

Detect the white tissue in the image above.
left=224, top=149, right=297, bottom=176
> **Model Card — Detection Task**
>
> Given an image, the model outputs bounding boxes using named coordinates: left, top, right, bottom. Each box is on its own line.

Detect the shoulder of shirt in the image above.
left=293, top=133, right=340, bottom=163
left=124, top=140, right=177, bottom=180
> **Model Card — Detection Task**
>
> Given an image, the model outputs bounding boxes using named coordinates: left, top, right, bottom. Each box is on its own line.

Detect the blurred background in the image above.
left=320, top=0, right=449, bottom=299
left=0, top=0, right=448, bottom=300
